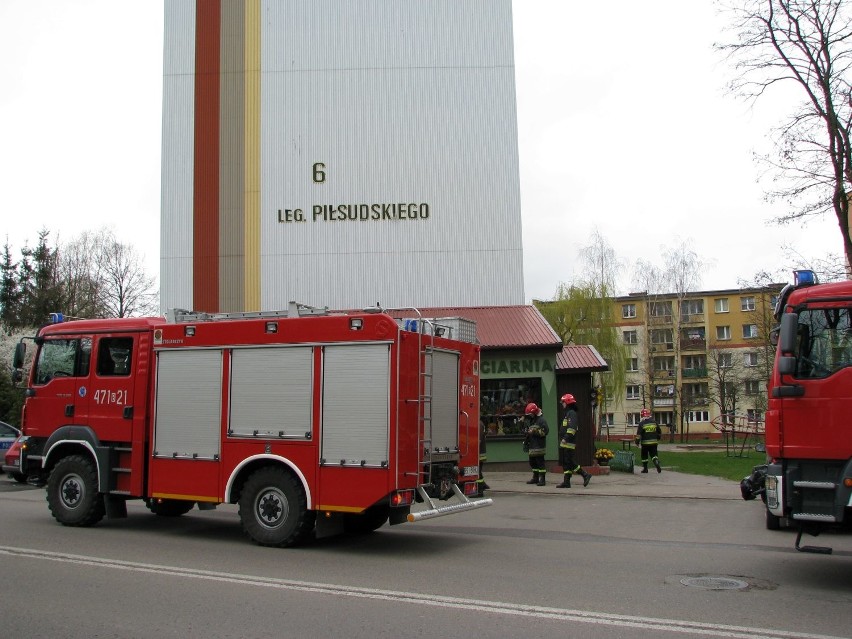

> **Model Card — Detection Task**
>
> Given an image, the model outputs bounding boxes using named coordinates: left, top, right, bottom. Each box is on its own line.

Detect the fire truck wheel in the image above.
left=46, top=455, right=106, bottom=527
left=145, top=498, right=195, bottom=517
left=239, top=467, right=315, bottom=547
left=343, top=504, right=390, bottom=534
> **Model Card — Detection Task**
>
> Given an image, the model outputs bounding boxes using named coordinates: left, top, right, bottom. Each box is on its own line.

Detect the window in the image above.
left=654, top=384, right=674, bottom=397
left=786, top=306, right=852, bottom=379
left=683, top=355, right=706, bottom=370
left=97, top=337, right=133, bottom=376
left=743, top=324, right=758, bottom=339
left=649, top=301, right=672, bottom=318
left=622, top=303, right=636, bottom=319
left=681, top=299, right=704, bottom=318
left=770, top=294, right=779, bottom=309
left=745, top=379, right=762, bottom=395
left=715, top=298, right=729, bottom=313
left=716, top=326, right=731, bottom=340
left=741, top=296, right=756, bottom=311
left=683, top=382, right=708, bottom=400
left=719, top=353, right=733, bottom=368
left=33, top=337, right=92, bottom=385
left=626, top=412, right=642, bottom=426
left=682, top=327, right=706, bottom=343
left=626, top=357, right=639, bottom=372
left=650, top=328, right=673, bottom=345
left=686, top=410, right=709, bottom=422
left=743, top=352, right=758, bottom=367
left=480, top=378, right=542, bottom=438
left=623, top=330, right=638, bottom=345
left=600, top=413, right=614, bottom=426
left=653, top=356, right=675, bottom=372
left=747, top=409, right=764, bottom=423
left=626, top=384, right=641, bottom=400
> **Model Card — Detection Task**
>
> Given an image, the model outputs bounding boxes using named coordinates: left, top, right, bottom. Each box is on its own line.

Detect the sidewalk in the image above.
left=481, top=466, right=740, bottom=500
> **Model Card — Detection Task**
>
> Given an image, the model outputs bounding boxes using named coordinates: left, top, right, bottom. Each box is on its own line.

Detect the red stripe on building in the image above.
left=193, top=0, right=221, bottom=312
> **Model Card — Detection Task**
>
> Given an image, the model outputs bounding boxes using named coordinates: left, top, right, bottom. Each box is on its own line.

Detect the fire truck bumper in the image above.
left=407, top=484, right=493, bottom=522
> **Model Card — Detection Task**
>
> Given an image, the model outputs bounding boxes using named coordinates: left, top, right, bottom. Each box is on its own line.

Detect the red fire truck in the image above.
left=6, top=303, right=490, bottom=547
left=748, top=270, right=852, bottom=553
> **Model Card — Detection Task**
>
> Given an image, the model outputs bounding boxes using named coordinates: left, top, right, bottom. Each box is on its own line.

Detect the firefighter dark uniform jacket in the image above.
left=636, top=417, right=661, bottom=445
left=525, top=415, right=549, bottom=457
left=559, top=407, right=579, bottom=450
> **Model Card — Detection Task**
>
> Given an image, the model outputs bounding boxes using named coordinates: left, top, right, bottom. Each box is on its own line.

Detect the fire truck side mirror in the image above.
left=778, top=356, right=796, bottom=376
left=778, top=313, right=798, bottom=355
left=13, top=342, right=26, bottom=370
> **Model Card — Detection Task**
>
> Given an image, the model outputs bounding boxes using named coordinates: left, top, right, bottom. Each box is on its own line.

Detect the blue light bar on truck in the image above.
left=793, top=270, right=817, bottom=287
left=49, top=313, right=65, bottom=324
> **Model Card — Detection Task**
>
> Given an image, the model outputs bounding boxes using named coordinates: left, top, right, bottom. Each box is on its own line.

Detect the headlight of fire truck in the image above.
left=765, top=474, right=779, bottom=510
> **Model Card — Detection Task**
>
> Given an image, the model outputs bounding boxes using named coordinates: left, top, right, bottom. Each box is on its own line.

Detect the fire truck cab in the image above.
left=10, top=303, right=490, bottom=547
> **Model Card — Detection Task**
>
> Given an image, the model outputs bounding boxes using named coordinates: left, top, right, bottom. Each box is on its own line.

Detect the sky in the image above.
left=0, top=1, right=842, bottom=305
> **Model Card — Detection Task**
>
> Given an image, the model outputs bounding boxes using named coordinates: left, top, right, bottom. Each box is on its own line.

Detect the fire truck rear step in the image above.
left=407, top=484, right=493, bottom=522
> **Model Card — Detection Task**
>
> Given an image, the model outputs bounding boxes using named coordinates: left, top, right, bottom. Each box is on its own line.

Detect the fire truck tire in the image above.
left=46, top=455, right=106, bottom=527
left=238, top=467, right=315, bottom=547
left=343, top=504, right=389, bottom=534
left=145, top=498, right=195, bottom=517
left=11, top=472, right=27, bottom=484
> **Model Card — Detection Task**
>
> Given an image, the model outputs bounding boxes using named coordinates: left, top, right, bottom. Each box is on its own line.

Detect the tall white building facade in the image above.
left=161, top=1, right=525, bottom=312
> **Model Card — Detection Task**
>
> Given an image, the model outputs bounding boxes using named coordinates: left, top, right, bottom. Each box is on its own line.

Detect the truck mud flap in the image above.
left=407, top=484, right=492, bottom=522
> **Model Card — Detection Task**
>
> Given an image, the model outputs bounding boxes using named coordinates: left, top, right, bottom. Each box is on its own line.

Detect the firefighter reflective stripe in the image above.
left=230, top=346, right=313, bottom=437
left=430, top=350, right=460, bottom=451
left=321, top=344, right=390, bottom=466
left=155, top=350, right=223, bottom=458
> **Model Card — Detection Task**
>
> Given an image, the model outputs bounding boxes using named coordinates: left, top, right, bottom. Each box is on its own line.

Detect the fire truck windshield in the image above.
left=789, top=307, right=852, bottom=379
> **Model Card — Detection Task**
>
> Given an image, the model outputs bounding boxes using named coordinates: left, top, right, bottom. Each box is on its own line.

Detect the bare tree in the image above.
left=99, top=237, right=159, bottom=318
left=716, top=0, right=852, bottom=272
left=57, top=228, right=158, bottom=319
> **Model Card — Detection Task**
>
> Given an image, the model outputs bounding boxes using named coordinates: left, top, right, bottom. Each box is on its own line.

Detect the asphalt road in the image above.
left=1, top=475, right=851, bottom=639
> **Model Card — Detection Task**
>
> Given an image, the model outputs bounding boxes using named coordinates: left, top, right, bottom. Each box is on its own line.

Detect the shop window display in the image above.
left=480, top=378, right=542, bottom=439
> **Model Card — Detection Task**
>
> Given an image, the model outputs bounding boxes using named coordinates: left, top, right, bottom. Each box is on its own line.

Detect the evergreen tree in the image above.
left=0, top=240, right=20, bottom=328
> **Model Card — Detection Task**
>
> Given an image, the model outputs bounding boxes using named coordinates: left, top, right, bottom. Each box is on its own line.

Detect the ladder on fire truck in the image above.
left=166, top=301, right=330, bottom=323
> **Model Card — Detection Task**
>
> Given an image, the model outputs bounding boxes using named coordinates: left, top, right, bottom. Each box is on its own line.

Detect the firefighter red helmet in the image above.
left=561, top=394, right=576, bottom=405
left=640, top=408, right=651, bottom=418
left=524, top=402, right=539, bottom=415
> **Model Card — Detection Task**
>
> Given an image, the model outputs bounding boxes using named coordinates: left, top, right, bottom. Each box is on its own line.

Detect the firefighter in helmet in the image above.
left=635, top=408, right=662, bottom=473
left=523, top=402, right=549, bottom=486
left=556, top=393, right=591, bottom=488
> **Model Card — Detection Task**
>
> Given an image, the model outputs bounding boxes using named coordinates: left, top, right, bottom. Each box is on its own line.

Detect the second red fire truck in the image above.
left=5, top=303, right=490, bottom=547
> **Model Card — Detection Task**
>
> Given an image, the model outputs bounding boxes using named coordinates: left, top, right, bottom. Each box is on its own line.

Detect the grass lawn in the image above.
left=595, top=442, right=764, bottom=482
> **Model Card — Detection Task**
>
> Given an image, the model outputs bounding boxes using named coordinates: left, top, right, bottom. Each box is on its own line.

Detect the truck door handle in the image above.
left=123, top=406, right=134, bottom=419
left=65, top=404, right=74, bottom=417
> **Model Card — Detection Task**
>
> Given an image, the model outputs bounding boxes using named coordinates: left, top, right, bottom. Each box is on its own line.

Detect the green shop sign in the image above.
left=481, top=358, right=553, bottom=375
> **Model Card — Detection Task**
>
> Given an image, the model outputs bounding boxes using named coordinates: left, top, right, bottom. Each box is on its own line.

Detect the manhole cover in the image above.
left=680, top=576, right=749, bottom=590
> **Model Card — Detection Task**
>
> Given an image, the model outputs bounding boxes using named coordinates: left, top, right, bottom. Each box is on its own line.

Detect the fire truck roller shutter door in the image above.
left=154, top=350, right=223, bottom=458
left=430, top=350, right=460, bottom=451
left=321, top=344, right=390, bottom=466
left=229, top=346, right=313, bottom=438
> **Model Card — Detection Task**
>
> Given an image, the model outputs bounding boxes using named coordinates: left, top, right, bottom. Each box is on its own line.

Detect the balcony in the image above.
left=653, top=397, right=675, bottom=407
left=652, top=369, right=676, bottom=379
left=683, top=394, right=709, bottom=406
left=648, top=314, right=673, bottom=325
left=682, top=368, right=708, bottom=378
left=680, top=313, right=705, bottom=324
left=681, top=338, right=707, bottom=351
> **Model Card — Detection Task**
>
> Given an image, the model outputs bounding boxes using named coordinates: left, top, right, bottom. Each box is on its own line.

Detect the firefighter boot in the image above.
left=581, top=469, right=592, bottom=487
left=526, top=472, right=539, bottom=485
left=537, top=472, right=546, bottom=486
left=654, top=458, right=662, bottom=473
left=556, top=474, right=571, bottom=488
left=641, top=462, right=649, bottom=473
